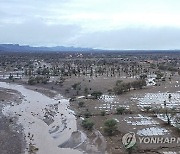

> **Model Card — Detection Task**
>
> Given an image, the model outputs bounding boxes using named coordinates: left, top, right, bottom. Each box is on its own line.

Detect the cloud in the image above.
left=72, top=27, right=180, bottom=50
left=1, top=0, right=180, bottom=49
left=1, top=0, right=180, bottom=29
left=0, top=19, right=81, bottom=46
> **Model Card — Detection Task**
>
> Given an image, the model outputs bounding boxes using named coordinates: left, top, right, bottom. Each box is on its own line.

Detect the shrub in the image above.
left=107, top=89, right=113, bottom=94
left=84, top=87, right=89, bottom=97
left=65, top=88, right=70, bottom=94
left=41, top=77, right=49, bottom=84
left=140, top=74, right=147, bottom=80
left=155, top=71, right=164, bottom=80
left=91, top=91, right=102, bottom=99
left=114, top=82, right=131, bottom=94
left=82, top=119, right=94, bottom=130
left=116, top=107, right=126, bottom=115
left=131, top=79, right=146, bottom=89
left=72, top=82, right=81, bottom=90
left=28, top=77, right=36, bottom=85
left=84, top=111, right=91, bottom=118
left=101, top=111, right=106, bottom=116
left=78, top=101, right=84, bottom=107
left=104, top=119, right=118, bottom=136
left=114, top=79, right=146, bottom=95
left=9, top=75, right=13, bottom=80
left=116, top=80, right=123, bottom=86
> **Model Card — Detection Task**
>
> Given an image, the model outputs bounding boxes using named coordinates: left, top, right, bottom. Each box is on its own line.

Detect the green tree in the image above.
left=101, top=110, right=106, bottom=116
left=116, top=107, right=126, bottom=115
left=104, top=119, right=118, bottom=136
left=114, top=81, right=131, bottom=95
left=28, top=77, right=36, bottom=85
left=131, top=79, right=146, bottom=89
left=82, top=119, right=94, bottom=130
left=91, top=91, right=102, bottom=99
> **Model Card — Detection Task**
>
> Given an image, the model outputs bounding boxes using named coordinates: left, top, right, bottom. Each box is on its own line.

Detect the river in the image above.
left=0, top=82, right=82, bottom=154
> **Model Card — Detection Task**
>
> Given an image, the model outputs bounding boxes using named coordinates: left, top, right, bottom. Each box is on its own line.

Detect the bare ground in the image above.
left=0, top=88, right=25, bottom=154
left=0, top=73, right=180, bottom=154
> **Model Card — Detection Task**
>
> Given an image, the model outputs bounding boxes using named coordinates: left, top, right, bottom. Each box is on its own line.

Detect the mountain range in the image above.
left=1, top=44, right=180, bottom=53
left=0, top=44, right=94, bottom=52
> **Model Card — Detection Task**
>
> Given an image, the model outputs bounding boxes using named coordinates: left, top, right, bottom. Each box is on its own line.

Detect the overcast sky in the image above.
left=1, top=0, right=180, bottom=50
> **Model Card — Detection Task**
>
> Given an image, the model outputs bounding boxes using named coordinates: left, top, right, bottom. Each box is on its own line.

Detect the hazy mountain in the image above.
left=1, top=44, right=180, bottom=53
left=0, top=44, right=94, bottom=52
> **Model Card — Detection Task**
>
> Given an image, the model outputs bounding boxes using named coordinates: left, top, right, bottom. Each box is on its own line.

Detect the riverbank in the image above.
left=0, top=87, right=25, bottom=154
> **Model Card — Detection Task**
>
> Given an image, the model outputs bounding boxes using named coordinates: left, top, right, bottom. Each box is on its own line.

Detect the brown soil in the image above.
left=0, top=88, right=25, bottom=154
left=1, top=73, right=180, bottom=154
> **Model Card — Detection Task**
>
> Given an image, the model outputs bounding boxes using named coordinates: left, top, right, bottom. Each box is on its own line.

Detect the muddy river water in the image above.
left=0, top=82, right=83, bottom=154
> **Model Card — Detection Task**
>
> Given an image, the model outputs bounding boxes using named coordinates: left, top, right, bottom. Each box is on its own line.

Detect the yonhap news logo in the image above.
left=122, top=132, right=180, bottom=148
left=122, top=132, right=136, bottom=149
